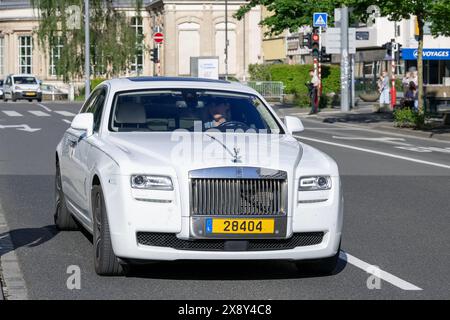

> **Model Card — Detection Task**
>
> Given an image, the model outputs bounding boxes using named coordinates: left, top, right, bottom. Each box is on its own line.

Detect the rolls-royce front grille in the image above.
left=190, top=178, right=286, bottom=216
left=136, top=232, right=324, bottom=251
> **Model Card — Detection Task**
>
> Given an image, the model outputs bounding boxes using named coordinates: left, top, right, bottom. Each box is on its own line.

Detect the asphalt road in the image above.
left=0, top=101, right=449, bottom=299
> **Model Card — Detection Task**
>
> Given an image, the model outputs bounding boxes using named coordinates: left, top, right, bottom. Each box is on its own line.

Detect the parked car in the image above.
left=55, top=77, right=343, bottom=276
left=3, top=74, right=42, bottom=102
left=0, top=79, right=3, bottom=99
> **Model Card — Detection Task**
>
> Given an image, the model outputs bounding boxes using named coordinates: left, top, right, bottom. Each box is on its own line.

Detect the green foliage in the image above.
left=90, top=78, right=107, bottom=90
left=234, top=0, right=338, bottom=36
left=248, top=64, right=340, bottom=107
left=393, top=108, right=425, bottom=128
left=31, top=0, right=144, bottom=82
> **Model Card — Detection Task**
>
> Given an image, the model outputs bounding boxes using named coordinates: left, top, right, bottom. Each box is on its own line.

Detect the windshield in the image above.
left=13, top=76, right=38, bottom=85
left=109, top=89, right=283, bottom=134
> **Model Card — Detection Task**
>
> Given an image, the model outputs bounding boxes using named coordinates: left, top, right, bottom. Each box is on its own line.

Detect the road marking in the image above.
left=340, top=251, right=423, bottom=291
left=62, top=119, right=72, bottom=124
left=37, top=103, right=52, bottom=112
left=332, top=136, right=413, bottom=146
left=301, top=118, right=450, bottom=145
left=54, top=111, right=76, bottom=117
left=295, top=135, right=450, bottom=170
left=2, top=111, right=23, bottom=117
left=28, top=110, right=50, bottom=117
left=0, top=124, right=41, bottom=132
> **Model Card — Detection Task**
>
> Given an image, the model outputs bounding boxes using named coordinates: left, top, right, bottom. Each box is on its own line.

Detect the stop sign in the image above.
left=154, top=32, right=164, bottom=43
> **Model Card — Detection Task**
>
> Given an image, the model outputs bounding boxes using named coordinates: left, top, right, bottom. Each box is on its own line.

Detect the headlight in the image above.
left=299, top=176, right=331, bottom=191
left=131, top=175, right=173, bottom=190
left=37, top=88, right=42, bottom=93
left=15, top=86, right=22, bottom=91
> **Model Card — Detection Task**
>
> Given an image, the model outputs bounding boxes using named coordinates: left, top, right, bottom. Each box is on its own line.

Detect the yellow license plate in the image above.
left=25, top=92, right=36, bottom=96
left=206, top=218, right=274, bottom=234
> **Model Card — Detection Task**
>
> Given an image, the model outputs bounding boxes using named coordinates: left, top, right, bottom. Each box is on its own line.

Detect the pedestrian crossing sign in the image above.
left=313, top=13, right=328, bottom=27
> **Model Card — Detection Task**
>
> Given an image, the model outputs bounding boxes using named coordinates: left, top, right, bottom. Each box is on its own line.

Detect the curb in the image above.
left=0, top=202, right=29, bottom=300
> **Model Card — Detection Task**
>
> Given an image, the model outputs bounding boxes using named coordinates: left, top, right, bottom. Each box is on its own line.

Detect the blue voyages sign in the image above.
left=402, top=48, right=450, bottom=60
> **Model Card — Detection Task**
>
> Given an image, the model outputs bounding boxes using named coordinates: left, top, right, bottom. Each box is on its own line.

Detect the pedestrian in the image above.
left=402, top=72, right=411, bottom=96
left=378, top=71, right=390, bottom=112
left=308, top=69, right=320, bottom=115
left=403, top=81, right=416, bottom=109
left=411, top=70, right=418, bottom=87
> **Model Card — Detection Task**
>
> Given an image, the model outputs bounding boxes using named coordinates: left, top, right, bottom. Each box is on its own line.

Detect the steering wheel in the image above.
left=216, top=121, right=250, bottom=131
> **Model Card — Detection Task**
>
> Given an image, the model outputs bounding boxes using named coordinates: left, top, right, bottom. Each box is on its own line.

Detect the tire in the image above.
left=54, top=163, right=78, bottom=230
left=12, top=94, right=17, bottom=102
left=295, top=241, right=341, bottom=275
left=28, top=99, right=33, bottom=102
left=92, top=185, right=123, bottom=276
left=37, top=98, right=42, bottom=103
left=3, top=94, right=7, bottom=102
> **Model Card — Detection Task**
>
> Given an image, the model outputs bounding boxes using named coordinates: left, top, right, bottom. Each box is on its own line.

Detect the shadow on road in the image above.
left=0, top=225, right=59, bottom=258
left=124, top=256, right=347, bottom=281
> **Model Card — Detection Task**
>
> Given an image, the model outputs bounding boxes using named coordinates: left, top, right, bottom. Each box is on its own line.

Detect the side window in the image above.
left=80, top=90, right=100, bottom=114
left=88, top=87, right=107, bottom=132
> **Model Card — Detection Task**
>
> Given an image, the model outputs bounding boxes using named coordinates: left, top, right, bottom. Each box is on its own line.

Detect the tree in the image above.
left=235, top=0, right=337, bottom=36
left=31, top=0, right=144, bottom=82
left=346, top=0, right=450, bottom=116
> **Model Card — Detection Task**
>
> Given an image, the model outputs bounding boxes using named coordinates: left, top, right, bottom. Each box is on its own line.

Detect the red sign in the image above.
left=312, top=34, right=319, bottom=42
left=154, top=32, right=164, bottom=43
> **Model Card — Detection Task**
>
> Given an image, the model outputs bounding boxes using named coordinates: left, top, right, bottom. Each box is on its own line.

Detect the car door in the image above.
left=60, top=89, right=102, bottom=219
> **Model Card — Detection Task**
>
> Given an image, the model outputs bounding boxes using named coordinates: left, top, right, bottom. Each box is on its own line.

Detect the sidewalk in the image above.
left=272, top=103, right=450, bottom=142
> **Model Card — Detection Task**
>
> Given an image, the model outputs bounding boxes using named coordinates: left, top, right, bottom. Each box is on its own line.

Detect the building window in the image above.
left=131, top=16, right=144, bottom=75
left=49, top=37, right=64, bottom=76
left=0, top=37, right=4, bottom=76
left=178, top=22, right=200, bottom=75
left=19, top=36, right=33, bottom=74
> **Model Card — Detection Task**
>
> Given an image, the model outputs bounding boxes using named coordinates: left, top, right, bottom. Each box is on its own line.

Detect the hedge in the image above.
left=248, top=64, right=341, bottom=107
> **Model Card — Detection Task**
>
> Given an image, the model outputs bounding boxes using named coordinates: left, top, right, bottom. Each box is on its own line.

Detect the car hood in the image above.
left=15, top=84, right=39, bottom=90
left=105, top=132, right=303, bottom=176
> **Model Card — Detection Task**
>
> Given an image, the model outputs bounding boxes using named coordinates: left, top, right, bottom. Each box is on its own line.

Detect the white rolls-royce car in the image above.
left=56, top=77, right=343, bottom=276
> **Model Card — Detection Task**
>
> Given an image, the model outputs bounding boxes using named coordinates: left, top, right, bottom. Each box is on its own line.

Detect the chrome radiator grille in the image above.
left=190, top=178, right=287, bottom=216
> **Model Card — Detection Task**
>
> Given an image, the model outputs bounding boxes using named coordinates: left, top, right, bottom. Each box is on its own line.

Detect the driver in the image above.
left=204, top=101, right=231, bottom=129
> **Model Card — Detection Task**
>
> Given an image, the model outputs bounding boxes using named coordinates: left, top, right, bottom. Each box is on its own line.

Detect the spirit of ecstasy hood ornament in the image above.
left=232, top=147, right=242, bottom=163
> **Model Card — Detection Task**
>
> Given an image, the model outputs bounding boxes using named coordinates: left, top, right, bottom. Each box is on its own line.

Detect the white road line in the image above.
left=340, top=251, right=422, bottom=291
left=54, top=111, right=76, bottom=117
left=28, top=110, right=50, bottom=117
left=37, top=103, right=52, bottom=112
left=2, top=111, right=23, bottom=117
left=295, top=135, right=450, bottom=170
left=62, top=119, right=72, bottom=124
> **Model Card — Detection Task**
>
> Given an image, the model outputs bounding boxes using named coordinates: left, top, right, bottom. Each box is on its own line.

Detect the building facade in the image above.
left=147, top=0, right=262, bottom=80
left=0, top=0, right=262, bottom=88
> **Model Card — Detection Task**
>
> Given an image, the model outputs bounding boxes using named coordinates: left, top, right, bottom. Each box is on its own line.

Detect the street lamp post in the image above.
left=224, top=0, right=229, bottom=80
left=85, top=0, right=90, bottom=99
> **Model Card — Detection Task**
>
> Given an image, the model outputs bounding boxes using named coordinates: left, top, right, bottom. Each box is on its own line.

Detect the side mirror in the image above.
left=71, top=113, right=94, bottom=137
left=284, top=116, right=304, bottom=134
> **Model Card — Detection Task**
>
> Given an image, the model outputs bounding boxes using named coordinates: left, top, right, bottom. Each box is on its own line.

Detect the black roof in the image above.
left=127, top=76, right=230, bottom=84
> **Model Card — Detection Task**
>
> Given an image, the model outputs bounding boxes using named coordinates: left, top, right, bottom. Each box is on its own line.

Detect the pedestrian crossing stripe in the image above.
left=2, top=111, right=23, bottom=117
left=0, top=110, right=75, bottom=118
left=28, top=110, right=51, bottom=117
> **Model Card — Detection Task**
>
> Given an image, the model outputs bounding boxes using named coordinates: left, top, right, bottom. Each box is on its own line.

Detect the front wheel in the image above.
left=92, top=185, right=123, bottom=276
left=54, top=164, right=78, bottom=230
left=295, top=241, right=341, bottom=275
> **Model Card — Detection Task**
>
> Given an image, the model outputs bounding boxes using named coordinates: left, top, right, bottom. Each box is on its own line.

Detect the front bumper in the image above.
left=102, top=174, right=343, bottom=262
left=13, top=91, right=42, bottom=100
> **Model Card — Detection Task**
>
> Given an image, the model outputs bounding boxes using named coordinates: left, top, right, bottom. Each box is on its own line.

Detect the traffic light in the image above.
left=302, top=33, right=312, bottom=49
left=150, top=47, right=159, bottom=63
left=320, top=47, right=331, bottom=63
left=382, top=41, right=393, bottom=59
left=311, top=27, right=320, bottom=58
left=396, top=43, right=403, bottom=61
